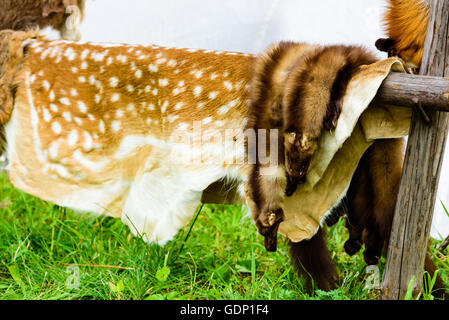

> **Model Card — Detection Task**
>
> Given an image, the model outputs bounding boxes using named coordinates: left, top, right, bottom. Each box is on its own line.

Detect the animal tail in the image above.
left=381, top=0, right=430, bottom=67
left=288, top=227, right=338, bottom=291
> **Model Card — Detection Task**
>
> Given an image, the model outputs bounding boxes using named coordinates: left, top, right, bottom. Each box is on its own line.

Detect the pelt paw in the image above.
left=344, top=239, right=362, bottom=256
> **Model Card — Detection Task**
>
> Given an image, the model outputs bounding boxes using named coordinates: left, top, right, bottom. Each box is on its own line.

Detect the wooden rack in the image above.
left=372, top=0, right=449, bottom=300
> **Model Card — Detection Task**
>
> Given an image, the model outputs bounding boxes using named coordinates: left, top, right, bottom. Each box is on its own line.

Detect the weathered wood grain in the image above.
left=381, top=0, right=449, bottom=300
left=376, top=73, right=449, bottom=111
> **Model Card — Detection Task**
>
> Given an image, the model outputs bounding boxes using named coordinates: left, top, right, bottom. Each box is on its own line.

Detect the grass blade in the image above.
left=8, top=264, right=25, bottom=296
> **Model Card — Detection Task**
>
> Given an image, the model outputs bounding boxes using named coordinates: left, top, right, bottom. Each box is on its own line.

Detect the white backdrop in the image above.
left=78, top=0, right=449, bottom=239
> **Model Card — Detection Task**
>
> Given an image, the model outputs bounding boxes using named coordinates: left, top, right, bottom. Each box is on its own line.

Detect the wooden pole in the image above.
left=376, top=73, right=449, bottom=112
left=381, top=0, right=449, bottom=300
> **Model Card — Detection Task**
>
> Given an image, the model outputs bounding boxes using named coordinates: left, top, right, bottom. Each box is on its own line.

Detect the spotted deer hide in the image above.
left=2, top=34, right=253, bottom=244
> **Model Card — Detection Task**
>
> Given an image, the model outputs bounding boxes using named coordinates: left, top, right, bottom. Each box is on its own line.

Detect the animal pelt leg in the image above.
left=248, top=164, right=287, bottom=252
left=289, top=227, right=338, bottom=292
left=363, top=138, right=403, bottom=264
left=341, top=138, right=447, bottom=298
left=282, top=45, right=377, bottom=193
left=341, top=139, right=404, bottom=263
left=343, top=144, right=373, bottom=256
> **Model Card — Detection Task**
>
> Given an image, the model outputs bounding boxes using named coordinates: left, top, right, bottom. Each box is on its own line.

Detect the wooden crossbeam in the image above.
left=377, top=73, right=449, bottom=112
left=381, top=0, right=449, bottom=300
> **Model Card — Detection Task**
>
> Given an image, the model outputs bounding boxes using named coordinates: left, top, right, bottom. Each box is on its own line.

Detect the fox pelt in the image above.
left=375, top=0, right=429, bottom=70
left=245, top=41, right=377, bottom=252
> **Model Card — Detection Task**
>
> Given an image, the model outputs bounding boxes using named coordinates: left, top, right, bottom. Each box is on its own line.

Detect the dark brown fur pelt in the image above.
left=0, top=0, right=84, bottom=35
left=289, top=228, right=338, bottom=292
left=341, top=138, right=447, bottom=299
left=288, top=138, right=404, bottom=292
left=245, top=41, right=377, bottom=252
left=289, top=138, right=447, bottom=297
left=246, top=41, right=318, bottom=251
left=282, top=45, right=377, bottom=189
left=344, top=138, right=405, bottom=265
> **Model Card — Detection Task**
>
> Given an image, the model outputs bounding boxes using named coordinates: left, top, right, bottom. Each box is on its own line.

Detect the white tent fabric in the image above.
left=78, top=0, right=449, bottom=239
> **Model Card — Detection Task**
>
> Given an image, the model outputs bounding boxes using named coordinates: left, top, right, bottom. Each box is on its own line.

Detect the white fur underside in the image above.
left=39, top=26, right=62, bottom=41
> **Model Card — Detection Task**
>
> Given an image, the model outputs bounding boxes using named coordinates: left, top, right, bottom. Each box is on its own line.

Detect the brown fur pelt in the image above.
left=0, top=0, right=84, bottom=40
left=245, top=41, right=377, bottom=252
left=343, top=138, right=446, bottom=298
left=343, top=138, right=405, bottom=265
left=375, top=0, right=429, bottom=70
left=245, top=41, right=317, bottom=252
left=289, top=228, right=338, bottom=291
left=282, top=45, right=377, bottom=190
left=0, top=30, right=39, bottom=124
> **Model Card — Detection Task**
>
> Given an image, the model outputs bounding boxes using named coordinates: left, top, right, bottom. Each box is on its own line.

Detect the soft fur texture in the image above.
left=375, top=0, right=429, bottom=70
left=339, top=137, right=446, bottom=298
left=2, top=35, right=253, bottom=244
left=2, top=34, right=406, bottom=294
left=0, top=30, right=40, bottom=142
left=245, top=42, right=377, bottom=252
left=290, top=137, right=446, bottom=297
left=282, top=45, right=377, bottom=190
left=344, top=138, right=405, bottom=265
left=0, top=0, right=84, bottom=40
left=289, top=228, right=338, bottom=291
left=245, top=41, right=317, bottom=251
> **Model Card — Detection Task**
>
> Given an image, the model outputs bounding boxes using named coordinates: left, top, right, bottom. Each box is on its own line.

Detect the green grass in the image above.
left=0, top=173, right=447, bottom=300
